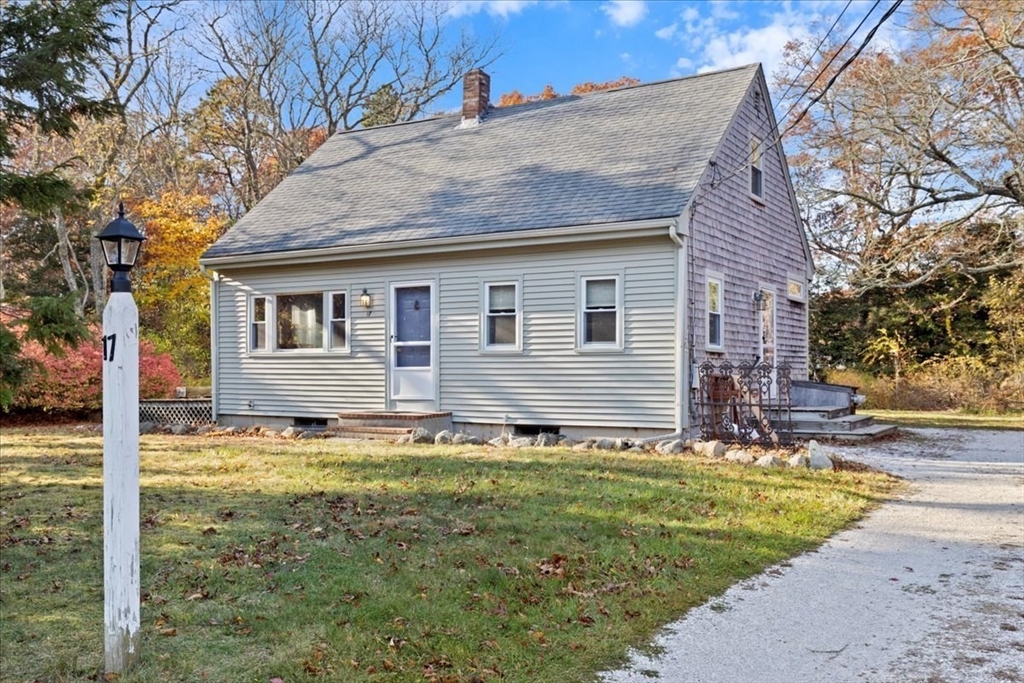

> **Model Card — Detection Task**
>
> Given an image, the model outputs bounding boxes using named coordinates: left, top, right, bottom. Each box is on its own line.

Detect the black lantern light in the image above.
left=96, top=202, right=145, bottom=293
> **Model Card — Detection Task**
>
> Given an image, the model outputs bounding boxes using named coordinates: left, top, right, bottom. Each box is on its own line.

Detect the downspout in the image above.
left=669, top=214, right=691, bottom=438
left=199, top=264, right=219, bottom=423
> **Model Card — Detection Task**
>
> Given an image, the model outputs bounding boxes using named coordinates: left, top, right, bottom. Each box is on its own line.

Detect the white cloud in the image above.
left=601, top=0, right=648, bottom=28
left=447, top=0, right=539, bottom=18
left=664, top=3, right=823, bottom=82
left=698, top=17, right=809, bottom=79
left=708, top=0, right=740, bottom=21
left=655, top=22, right=678, bottom=40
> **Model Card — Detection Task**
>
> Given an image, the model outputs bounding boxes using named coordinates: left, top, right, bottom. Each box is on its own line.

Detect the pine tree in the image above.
left=0, top=0, right=114, bottom=406
left=0, top=0, right=119, bottom=212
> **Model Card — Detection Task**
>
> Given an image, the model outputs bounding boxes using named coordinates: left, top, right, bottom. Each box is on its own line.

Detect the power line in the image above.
left=782, top=0, right=904, bottom=137
left=702, top=0, right=904, bottom=198
left=774, top=0, right=882, bottom=128
left=773, top=0, right=855, bottom=117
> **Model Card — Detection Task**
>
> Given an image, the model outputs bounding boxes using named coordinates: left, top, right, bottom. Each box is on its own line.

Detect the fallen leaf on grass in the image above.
left=536, top=553, right=568, bottom=579
left=158, top=627, right=177, bottom=637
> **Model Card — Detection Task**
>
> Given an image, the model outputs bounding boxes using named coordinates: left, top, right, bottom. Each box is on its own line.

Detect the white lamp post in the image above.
left=96, top=202, right=145, bottom=674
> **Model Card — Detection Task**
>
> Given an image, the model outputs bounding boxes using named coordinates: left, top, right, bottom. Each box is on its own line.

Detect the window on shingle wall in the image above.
left=706, top=272, right=724, bottom=351
left=750, top=137, right=764, bottom=200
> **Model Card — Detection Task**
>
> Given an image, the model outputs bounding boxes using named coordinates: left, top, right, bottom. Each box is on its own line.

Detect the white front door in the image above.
left=389, top=282, right=437, bottom=409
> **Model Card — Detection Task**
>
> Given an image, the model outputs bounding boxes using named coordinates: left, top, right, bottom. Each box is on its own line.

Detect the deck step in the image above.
left=793, top=422, right=898, bottom=442
left=789, top=414, right=876, bottom=433
left=776, top=405, right=851, bottom=420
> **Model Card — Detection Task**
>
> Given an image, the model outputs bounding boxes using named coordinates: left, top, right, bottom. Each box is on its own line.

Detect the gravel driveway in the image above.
left=601, top=428, right=1024, bottom=683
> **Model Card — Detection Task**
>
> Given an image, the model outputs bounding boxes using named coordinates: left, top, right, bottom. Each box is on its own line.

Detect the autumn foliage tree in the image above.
left=498, top=77, right=639, bottom=107
left=132, top=191, right=228, bottom=381
left=775, top=0, right=1022, bottom=292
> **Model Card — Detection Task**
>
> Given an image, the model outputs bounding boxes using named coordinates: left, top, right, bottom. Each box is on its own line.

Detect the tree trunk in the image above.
left=92, top=236, right=108, bottom=312
left=53, top=208, right=89, bottom=316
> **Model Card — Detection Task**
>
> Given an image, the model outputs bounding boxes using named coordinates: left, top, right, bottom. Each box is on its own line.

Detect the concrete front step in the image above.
left=328, top=425, right=413, bottom=440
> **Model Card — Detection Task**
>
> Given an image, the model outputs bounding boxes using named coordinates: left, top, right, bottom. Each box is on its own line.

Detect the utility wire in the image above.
left=773, top=0, right=855, bottom=117
left=704, top=0, right=903, bottom=195
left=782, top=0, right=904, bottom=136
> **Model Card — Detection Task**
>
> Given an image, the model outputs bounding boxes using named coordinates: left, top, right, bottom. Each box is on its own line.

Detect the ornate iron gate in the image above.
left=696, top=360, right=793, bottom=446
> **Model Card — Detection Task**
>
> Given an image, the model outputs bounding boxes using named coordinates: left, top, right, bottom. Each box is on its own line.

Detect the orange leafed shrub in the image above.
left=12, top=325, right=182, bottom=412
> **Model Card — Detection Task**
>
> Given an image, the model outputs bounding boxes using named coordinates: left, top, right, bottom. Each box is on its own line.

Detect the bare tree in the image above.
left=776, top=0, right=1022, bottom=292
left=195, top=0, right=498, bottom=211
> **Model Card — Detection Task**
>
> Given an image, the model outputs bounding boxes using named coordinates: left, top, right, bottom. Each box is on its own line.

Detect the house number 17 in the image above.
left=102, top=334, right=117, bottom=362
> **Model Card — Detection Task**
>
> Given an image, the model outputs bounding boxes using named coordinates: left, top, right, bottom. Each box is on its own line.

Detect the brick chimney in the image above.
left=462, top=69, right=490, bottom=123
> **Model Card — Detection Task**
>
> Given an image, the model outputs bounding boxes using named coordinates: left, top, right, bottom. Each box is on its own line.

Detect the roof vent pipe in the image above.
left=461, top=69, right=490, bottom=124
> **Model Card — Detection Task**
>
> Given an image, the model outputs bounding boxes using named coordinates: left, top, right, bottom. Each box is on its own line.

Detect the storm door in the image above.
left=388, top=283, right=436, bottom=408
left=759, top=289, right=777, bottom=398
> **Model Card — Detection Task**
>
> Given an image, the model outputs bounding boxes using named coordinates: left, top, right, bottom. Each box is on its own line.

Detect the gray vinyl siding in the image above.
left=688, top=79, right=810, bottom=379
left=213, top=237, right=679, bottom=430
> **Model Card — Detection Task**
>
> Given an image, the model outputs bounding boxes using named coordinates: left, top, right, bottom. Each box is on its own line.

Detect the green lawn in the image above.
left=864, top=409, right=1024, bottom=430
left=0, top=429, right=901, bottom=682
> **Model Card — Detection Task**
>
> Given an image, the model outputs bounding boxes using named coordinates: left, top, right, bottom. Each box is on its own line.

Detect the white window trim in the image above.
left=249, top=294, right=271, bottom=353
left=705, top=271, right=725, bottom=352
left=479, top=279, right=523, bottom=353
left=750, top=136, right=765, bottom=203
left=327, top=290, right=351, bottom=352
left=577, top=273, right=624, bottom=352
left=786, top=273, right=807, bottom=303
left=248, top=289, right=359, bottom=356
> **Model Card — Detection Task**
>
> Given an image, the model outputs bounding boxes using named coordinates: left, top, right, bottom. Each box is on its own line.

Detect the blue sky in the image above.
left=442, top=0, right=904, bottom=108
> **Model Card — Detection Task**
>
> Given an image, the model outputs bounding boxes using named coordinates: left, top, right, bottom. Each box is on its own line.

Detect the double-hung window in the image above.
left=580, top=275, right=622, bottom=350
left=706, top=272, right=724, bottom=351
left=329, top=292, right=348, bottom=350
left=250, top=296, right=269, bottom=351
left=483, top=281, right=520, bottom=350
left=750, top=137, right=764, bottom=200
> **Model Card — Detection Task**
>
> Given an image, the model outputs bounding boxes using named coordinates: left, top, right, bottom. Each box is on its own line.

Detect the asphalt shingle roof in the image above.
left=202, top=64, right=759, bottom=260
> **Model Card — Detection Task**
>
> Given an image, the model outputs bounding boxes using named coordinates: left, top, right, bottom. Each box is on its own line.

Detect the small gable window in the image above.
left=750, top=137, right=764, bottom=200
left=483, top=281, right=521, bottom=350
left=706, top=272, right=724, bottom=351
